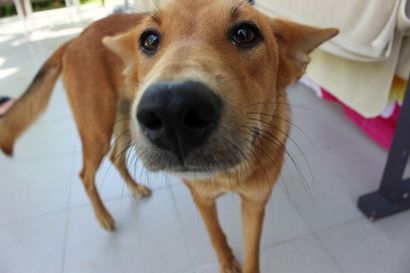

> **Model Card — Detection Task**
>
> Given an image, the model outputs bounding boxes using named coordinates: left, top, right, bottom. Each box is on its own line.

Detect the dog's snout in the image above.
left=136, top=81, right=222, bottom=158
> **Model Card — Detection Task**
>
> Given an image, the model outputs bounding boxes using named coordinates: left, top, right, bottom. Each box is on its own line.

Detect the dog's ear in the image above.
left=272, top=19, right=338, bottom=89
left=103, top=30, right=137, bottom=65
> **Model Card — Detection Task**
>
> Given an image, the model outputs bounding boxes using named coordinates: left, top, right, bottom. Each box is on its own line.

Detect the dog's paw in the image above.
left=221, top=258, right=242, bottom=273
left=97, top=211, right=116, bottom=231
left=130, top=184, right=152, bottom=198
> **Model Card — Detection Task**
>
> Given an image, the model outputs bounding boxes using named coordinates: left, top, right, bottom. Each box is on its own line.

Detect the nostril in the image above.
left=184, top=108, right=215, bottom=130
left=138, top=111, right=163, bottom=131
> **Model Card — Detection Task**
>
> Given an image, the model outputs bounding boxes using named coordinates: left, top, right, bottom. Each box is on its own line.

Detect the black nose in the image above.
left=136, top=81, right=222, bottom=159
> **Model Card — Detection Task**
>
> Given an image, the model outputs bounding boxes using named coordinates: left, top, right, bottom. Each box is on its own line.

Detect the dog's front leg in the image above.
left=187, top=183, right=242, bottom=273
left=241, top=196, right=269, bottom=273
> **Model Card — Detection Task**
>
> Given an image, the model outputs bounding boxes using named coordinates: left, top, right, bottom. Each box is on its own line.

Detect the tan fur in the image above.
left=0, top=1, right=337, bottom=272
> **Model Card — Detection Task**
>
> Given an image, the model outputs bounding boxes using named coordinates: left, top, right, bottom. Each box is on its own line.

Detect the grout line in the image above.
left=313, top=232, right=346, bottom=273
left=284, top=191, right=363, bottom=273
left=59, top=141, right=78, bottom=273
left=0, top=208, right=69, bottom=228
left=261, top=232, right=314, bottom=251
left=167, top=184, right=197, bottom=273
left=314, top=216, right=364, bottom=234
left=59, top=210, right=70, bottom=273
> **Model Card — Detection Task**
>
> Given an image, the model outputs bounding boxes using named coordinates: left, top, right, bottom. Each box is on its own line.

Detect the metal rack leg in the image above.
left=358, top=76, right=410, bottom=221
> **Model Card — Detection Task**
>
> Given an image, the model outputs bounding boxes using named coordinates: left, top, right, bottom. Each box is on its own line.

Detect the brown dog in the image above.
left=0, top=1, right=337, bottom=272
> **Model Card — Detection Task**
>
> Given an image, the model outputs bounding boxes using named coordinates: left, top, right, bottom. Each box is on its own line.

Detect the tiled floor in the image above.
left=1, top=5, right=410, bottom=273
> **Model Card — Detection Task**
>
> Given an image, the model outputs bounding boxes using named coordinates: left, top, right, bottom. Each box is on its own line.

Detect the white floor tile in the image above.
left=260, top=235, right=343, bottom=273
left=63, top=188, right=192, bottom=273
left=0, top=213, right=66, bottom=273
left=0, top=155, right=73, bottom=225
left=319, top=214, right=410, bottom=273
left=282, top=141, right=387, bottom=231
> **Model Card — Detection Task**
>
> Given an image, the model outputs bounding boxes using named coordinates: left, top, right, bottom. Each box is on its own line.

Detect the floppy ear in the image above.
left=102, top=30, right=137, bottom=66
left=272, top=19, right=339, bottom=89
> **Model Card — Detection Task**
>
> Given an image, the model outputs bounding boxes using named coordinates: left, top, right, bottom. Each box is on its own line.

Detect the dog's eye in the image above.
left=230, top=23, right=261, bottom=49
left=140, top=30, right=161, bottom=55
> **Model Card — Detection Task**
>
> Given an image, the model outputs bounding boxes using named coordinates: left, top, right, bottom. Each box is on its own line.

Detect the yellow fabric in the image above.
left=305, top=33, right=403, bottom=118
left=389, top=76, right=407, bottom=105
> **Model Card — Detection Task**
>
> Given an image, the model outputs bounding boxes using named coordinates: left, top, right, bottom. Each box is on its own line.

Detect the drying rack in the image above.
left=358, top=75, right=410, bottom=220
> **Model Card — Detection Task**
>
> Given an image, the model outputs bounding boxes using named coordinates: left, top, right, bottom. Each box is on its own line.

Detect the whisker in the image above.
left=233, top=126, right=273, bottom=189
left=250, top=126, right=313, bottom=202
left=247, top=112, right=314, bottom=145
left=94, top=128, right=130, bottom=187
left=236, top=120, right=301, bottom=193
left=246, top=116, right=314, bottom=190
left=230, top=142, right=251, bottom=190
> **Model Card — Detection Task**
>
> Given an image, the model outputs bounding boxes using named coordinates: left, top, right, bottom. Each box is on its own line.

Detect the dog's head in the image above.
left=104, top=0, right=338, bottom=179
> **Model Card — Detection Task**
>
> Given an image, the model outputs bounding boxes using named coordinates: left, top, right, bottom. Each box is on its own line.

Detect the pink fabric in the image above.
left=320, top=88, right=400, bottom=150
left=0, top=99, right=15, bottom=116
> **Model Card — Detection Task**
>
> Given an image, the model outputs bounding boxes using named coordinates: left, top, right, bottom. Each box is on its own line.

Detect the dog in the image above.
left=0, top=1, right=338, bottom=272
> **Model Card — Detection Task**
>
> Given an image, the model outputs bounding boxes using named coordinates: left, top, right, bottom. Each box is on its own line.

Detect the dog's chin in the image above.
left=135, top=144, right=243, bottom=180
left=141, top=157, right=236, bottom=180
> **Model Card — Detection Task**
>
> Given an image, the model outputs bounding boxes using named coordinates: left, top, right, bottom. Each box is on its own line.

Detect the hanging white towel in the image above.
left=257, top=0, right=410, bottom=118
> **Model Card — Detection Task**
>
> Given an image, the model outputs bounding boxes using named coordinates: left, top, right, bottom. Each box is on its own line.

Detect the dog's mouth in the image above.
left=132, top=80, right=252, bottom=177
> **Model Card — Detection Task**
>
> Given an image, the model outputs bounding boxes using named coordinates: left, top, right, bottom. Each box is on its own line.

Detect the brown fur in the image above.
left=0, top=1, right=337, bottom=272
